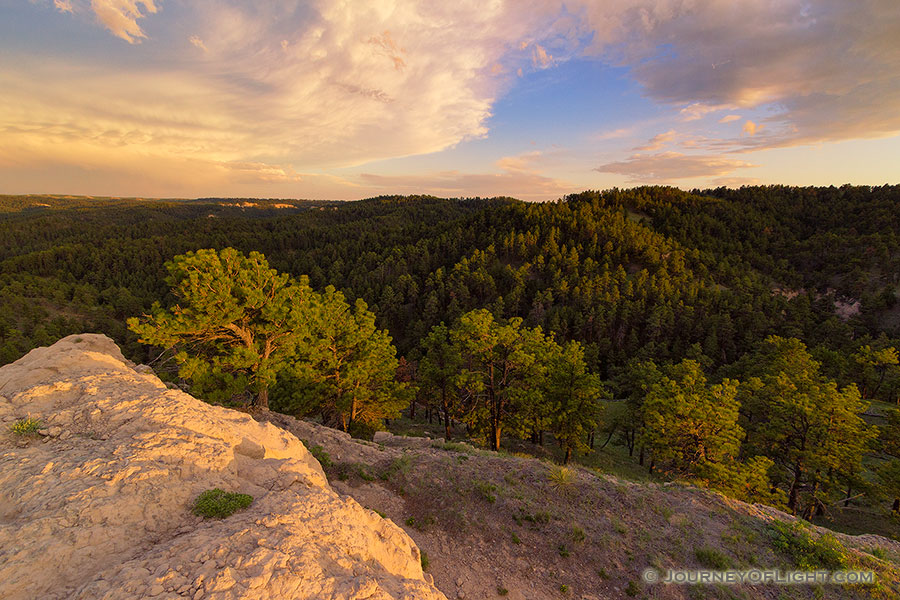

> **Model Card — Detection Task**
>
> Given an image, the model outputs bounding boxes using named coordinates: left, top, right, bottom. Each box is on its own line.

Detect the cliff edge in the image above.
left=0, top=334, right=445, bottom=600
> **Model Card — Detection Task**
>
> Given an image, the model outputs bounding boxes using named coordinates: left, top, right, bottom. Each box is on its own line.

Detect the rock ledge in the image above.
left=0, top=334, right=445, bottom=600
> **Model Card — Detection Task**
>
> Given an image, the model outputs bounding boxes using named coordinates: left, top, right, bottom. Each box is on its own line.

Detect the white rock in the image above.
left=0, top=334, right=446, bottom=600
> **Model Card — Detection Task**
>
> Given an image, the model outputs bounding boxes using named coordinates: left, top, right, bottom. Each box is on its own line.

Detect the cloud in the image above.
left=532, top=44, right=554, bottom=68
left=633, top=130, right=676, bottom=151
left=53, top=0, right=74, bottom=13
left=360, top=151, right=573, bottom=201
left=718, top=115, right=741, bottom=124
left=596, top=152, right=756, bottom=182
left=89, top=0, right=157, bottom=43
left=18, top=0, right=900, bottom=196
left=577, top=0, right=900, bottom=147
left=189, top=35, right=207, bottom=52
left=742, top=120, right=761, bottom=136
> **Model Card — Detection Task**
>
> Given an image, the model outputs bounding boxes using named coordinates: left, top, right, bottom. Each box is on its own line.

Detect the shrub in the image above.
left=547, top=465, right=576, bottom=490
left=497, top=586, right=509, bottom=596
left=511, top=532, right=521, bottom=544
left=625, top=581, right=640, bottom=597
left=559, top=584, right=569, bottom=593
left=9, top=417, right=42, bottom=436
left=192, top=488, right=253, bottom=518
left=420, top=550, right=429, bottom=571
left=558, top=544, right=570, bottom=557
left=870, top=548, right=887, bottom=560
left=768, top=521, right=848, bottom=570
left=474, top=480, right=498, bottom=503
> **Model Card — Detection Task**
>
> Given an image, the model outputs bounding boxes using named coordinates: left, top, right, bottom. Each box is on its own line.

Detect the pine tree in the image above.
left=128, top=248, right=315, bottom=409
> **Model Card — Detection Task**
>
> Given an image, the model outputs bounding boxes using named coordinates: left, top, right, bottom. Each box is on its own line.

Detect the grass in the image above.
left=497, top=586, right=509, bottom=596
left=9, top=417, right=42, bottom=436
left=192, top=488, right=253, bottom=518
left=570, top=524, right=586, bottom=544
left=870, top=547, right=888, bottom=560
left=695, top=546, right=731, bottom=569
left=420, top=550, right=430, bottom=571
left=381, top=455, right=413, bottom=481
left=768, top=521, right=849, bottom=570
left=558, top=544, right=570, bottom=557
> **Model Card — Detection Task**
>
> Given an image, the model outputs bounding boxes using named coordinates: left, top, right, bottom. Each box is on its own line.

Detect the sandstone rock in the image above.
left=0, top=334, right=446, bottom=600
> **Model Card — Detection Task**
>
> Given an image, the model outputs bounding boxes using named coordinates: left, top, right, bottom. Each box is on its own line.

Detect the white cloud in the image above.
left=633, top=130, right=676, bottom=151
left=18, top=0, right=900, bottom=195
left=189, top=35, right=207, bottom=52
left=596, top=151, right=756, bottom=182
left=89, top=0, right=157, bottom=43
left=718, top=115, right=741, bottom=124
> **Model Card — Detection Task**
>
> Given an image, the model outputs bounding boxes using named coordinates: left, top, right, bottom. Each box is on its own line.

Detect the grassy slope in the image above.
left=261, top=412, right=900, bottom=600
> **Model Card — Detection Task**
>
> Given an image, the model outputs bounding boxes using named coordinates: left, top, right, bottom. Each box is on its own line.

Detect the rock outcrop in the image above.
left=0, top=334, right=445, bottom=600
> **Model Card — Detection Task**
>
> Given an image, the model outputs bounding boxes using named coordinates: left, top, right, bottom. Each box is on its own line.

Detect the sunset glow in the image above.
left=2, top=0, right=899, bottom=199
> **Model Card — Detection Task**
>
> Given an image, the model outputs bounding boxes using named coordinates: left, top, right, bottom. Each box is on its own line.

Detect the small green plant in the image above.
left=559, top=584, right=569, bottom=594
left=511, top=532, right=521, bottom=544
left=300, top=440, right=332, bottom=469
left=558, top=544, right=570, bottom=557
left=9, top=417, right=42, bottom=436
left=474, top=480, right=498, bottom=503
left=695, top=546, right=731, bottom=569
left=192, top=488, right=253, bottom=518
left=570, top=524, right=586, bottom=544
left=597, top=568, right=609, bottom=580
left=624, top=581, right=640, bottom=597
left=870, top=547, right=887, bottom=560
left=611, top=517, right=627, bottom=535
left=420, top=550, right=429, bottom=571
left=768, top=521, right=848, bottom=570
left=497, top=586, right=509, bottom=596
left=547, top=465, right=576, bottom=490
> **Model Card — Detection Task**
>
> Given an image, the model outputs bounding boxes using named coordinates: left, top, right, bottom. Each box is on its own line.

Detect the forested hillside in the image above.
left=2, top=186, right=900, bottom=535
left=3, top=186, right=897, bottom=379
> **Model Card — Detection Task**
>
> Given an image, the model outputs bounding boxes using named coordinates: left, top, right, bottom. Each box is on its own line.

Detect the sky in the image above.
left=1, top=1, right=899, bottom=201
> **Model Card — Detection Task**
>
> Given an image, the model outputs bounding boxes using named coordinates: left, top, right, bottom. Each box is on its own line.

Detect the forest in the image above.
left=1, top=185, right=899, bottom=535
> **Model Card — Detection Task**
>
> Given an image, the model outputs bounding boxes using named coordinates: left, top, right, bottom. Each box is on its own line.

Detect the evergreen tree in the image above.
left=128, top=248, right=314, bottom=408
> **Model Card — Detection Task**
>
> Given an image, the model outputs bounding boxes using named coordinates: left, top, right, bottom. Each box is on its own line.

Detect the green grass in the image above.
left=381, top=455, right=413, bottom=481
left=420, top=550, right=430, bottom=571
left=9, top=417, right=42, bottom=436
left=192, top=488, right=253, bottom=518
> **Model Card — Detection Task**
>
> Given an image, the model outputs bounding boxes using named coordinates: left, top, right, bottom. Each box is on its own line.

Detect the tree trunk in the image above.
left=492, top=425, right=501, bottom=452
left=892, top=498, right=899, bottom=513
left=564, top=446, right=572, bottom=465
left=409, top=398, right=416, bottom=419
left=255, top=387, right=269, bottom=410
left=638, top=445, right=645, bottom=466
left=787, top=461, right=803, bottom=514
left=538, top=430, right=544, bottom=447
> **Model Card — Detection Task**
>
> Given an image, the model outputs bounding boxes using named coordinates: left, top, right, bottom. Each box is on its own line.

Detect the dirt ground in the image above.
left=259, top=412, right=900, bottom=600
